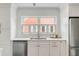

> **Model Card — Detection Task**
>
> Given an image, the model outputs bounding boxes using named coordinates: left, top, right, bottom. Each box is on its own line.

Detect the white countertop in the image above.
left=12, top=38, right=66, bottom=40
left=47, top=38, right=66, bottom=40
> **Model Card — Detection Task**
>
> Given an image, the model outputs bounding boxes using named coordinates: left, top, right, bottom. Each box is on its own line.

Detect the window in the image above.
left=21, top=16, right=56, bottom=34
left=39, top=17, right=56, bottom=33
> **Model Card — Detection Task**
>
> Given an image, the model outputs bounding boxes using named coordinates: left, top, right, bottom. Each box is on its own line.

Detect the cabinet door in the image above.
left=50, top=41, right=61, bottom=56
left=39, top=44, right=49, bottom=56
left=28, top=44, right=38, bottom=56
left=60, top=41, right=67, bottom=56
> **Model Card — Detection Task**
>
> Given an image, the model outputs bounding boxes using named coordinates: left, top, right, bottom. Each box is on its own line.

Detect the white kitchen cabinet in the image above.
left=69, top=6, right=79, bottom=16
left=28, top=40, right=50, bottom=56
left=60, top=40, right=66, bottom=56
left=28, top=40, right=66, bottom=56
left=50, top=40, right=66, bottom=56
left=50, top=41, right=61, bottom=56
left=28, top=40, right=39, bottom=56
left=28, top=44, right=50, bottom=56
left=28, top=44, right=38, bottom=56
left=39, top=44, right=50, bottom=56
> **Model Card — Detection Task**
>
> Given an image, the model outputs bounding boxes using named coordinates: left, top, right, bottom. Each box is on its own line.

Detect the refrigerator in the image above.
left=69, top=17, right=79, bottom=56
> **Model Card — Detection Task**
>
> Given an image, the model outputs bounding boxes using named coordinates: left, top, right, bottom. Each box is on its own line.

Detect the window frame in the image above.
left=21, top=16, right=57, bottom=35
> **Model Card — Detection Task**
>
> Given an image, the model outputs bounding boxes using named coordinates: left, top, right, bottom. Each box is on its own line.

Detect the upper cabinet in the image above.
left=69, top=4, right=79, bottom=17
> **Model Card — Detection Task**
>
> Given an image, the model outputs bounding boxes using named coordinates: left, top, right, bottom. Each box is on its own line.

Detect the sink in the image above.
left=31, top=38, right=46, bottom=40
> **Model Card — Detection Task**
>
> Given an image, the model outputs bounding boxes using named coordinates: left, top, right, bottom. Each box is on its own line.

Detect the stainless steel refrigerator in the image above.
left=69, top=17, right=79, bottom=56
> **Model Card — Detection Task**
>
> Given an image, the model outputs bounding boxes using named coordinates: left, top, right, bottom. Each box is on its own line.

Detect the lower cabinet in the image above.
left=27, top=40, right=66, bottom=56
left=39, top=44, right=49, bottom=56
left=60, top=40, right=67, bottom=56
left=50, top=41, right=61, bottom=56
left=28, top=44, right=38, bottom=56
left=50, top=40, right=67, bottom=56
left=28, top=40, right=50, bottom=56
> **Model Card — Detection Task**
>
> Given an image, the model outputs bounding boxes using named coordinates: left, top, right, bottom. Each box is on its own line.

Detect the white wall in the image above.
left=59, top=4, right=69, bottom=55
left=60, top=4, right=69, bottom=40
left=0, top=3, right=12, bottom=56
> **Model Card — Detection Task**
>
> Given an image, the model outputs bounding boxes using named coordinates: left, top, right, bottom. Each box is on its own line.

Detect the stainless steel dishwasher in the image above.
left=13, top=41, right=27, bottom=56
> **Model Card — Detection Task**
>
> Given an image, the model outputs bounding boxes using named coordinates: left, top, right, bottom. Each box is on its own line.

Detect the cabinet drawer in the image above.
left=38, top=40, right=50, bottom=44
left=50, top=40, right=59, bottom=44
left=28, top=40, right=38, bottom=44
